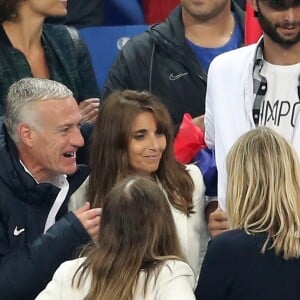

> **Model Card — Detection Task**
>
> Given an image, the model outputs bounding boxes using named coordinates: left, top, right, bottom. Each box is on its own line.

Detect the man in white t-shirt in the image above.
left=204, top=0, right=300, bottom=237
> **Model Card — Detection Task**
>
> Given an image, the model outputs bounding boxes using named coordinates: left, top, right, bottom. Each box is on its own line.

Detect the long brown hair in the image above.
left=74, top=176, right=185, bottom=300
left=227, top=127, right=300, bottom=260
left=89, top=90, right=194, bottom=214
left=0, top=0, right=21, bottom=22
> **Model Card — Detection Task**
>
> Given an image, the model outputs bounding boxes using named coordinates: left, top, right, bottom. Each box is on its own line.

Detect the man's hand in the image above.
left=208, top=207, right=229, bottom=238
left=74, top=202, right=101, bottom=241
left=79, top=98, right=100, bottom=124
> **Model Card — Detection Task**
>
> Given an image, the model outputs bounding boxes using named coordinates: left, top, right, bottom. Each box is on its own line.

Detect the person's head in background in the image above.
left=250, top=0, right=300, bottom=46
left=89, top=90, right=194, bottom=214
left=0, top=0, right=68, bottom=22
left=180, top=0, right=231, bottom=22
left=4, top=77, right=84, bottom=182
left=226, top=126, right=300, bottom=260
left=74, top=175, right=185, bottom=300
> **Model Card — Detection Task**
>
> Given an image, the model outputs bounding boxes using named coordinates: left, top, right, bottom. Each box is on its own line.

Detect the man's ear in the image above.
left=19, top=123, right=34, bottom=148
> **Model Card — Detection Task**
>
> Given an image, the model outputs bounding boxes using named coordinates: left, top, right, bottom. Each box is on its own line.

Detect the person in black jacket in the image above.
left=103, top=0, right=244, bottom=128
left=0, top=78, right=101, bottom=300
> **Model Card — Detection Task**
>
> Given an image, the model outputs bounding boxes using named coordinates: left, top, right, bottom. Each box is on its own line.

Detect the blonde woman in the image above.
left=196, top=127, right=300, bottom=300
left=36, top=176, right=196, bottom=300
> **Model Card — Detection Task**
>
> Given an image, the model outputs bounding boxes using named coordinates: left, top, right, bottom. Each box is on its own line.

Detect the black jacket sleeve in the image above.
left=0, top=212, right=90, bottom=300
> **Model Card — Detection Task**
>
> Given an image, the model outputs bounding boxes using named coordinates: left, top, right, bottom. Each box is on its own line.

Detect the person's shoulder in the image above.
left=210, top=44, right=257, bottom=70
left=43, top=24, right=81, bottom=42
left=185, top=164, right=204, bottom=187
left=122, top=30, right=152, bottom=52
left=209, top=229, right=255, bottom=254
left=43, top=23, right=70, bottom=35
left=159, top=259, right=195, bottom=281
left=55, top=257, right=86, bottom=277
left=185, top=163, right=201, bottom=177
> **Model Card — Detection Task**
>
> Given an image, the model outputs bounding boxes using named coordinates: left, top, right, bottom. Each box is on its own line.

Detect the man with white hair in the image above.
left=0, top=78, right=101, bottom=300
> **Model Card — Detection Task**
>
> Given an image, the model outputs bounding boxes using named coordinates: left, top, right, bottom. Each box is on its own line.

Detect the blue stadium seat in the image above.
left=104, top=0, right=145, bottom=25
left=79, top=25, right=149, bottom=93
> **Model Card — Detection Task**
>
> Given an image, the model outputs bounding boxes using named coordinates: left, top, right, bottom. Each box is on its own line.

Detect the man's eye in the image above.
left=60, top=127, right=70, bottom=133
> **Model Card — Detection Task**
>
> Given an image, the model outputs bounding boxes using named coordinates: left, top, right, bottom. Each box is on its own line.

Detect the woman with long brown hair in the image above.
left=37, top=176, right=196, bottom=299
left=87, top=90, right=208, bottom=282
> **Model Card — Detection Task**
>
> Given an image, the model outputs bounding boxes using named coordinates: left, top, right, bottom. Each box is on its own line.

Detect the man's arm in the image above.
left=204, top=62, right=230, bottom=238
left=0, top=204, right=100, bottom=300
left=204, top=68, right=216, bottom=149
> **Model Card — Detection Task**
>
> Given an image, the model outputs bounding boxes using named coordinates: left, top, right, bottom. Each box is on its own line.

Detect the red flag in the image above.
left=245, top=3, right=262, bottom=45
left=142, top=0, right=179, bottom=24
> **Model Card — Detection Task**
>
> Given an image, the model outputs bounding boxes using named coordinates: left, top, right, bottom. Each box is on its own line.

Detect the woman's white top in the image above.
left=35, top=258, right=196, bottom=300
left=163, top=164, right=208, bottom=283
left=69, top=164, right=209, bottom=285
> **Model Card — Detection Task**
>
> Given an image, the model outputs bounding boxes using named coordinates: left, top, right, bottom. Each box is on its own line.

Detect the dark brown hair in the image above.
left=88, top=90, right=194, bottom=214
left=0, top=0, right=20, bottom=22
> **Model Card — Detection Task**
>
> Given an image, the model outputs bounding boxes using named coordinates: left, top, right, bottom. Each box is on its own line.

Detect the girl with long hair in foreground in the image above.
left=36, top=176, right=196, bottom=300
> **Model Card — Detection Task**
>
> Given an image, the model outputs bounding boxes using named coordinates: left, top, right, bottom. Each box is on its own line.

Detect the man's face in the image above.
left=25, top=97, right=84, bottom=182
left=256, top=0, right=300, bottom=46
left=180, top=0, right=230, bottom=22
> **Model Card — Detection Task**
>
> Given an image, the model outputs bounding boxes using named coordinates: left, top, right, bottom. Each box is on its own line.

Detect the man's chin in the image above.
left=63, top=165, right=78, bottom=176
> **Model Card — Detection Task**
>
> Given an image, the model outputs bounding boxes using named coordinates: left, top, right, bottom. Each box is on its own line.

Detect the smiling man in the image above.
left=203, top=0, right=300, bottom=239
left=0, top=78, right=101, bottom=300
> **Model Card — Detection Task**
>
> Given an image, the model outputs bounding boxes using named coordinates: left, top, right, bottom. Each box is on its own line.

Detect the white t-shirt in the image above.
left=259, top=61, right=300, bottom=142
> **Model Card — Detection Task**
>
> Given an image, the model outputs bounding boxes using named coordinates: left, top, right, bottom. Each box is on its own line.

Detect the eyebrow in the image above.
left=131, top=129, right=147, bottom=134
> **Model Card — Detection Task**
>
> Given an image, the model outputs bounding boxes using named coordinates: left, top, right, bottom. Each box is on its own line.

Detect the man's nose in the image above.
left=283, top=8, right=297, bottom=23
left=71, top=127, right=85, bottom=147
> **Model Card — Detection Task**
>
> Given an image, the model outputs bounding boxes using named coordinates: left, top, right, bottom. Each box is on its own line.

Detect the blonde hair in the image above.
left=226, top=127, right=300, bottom=260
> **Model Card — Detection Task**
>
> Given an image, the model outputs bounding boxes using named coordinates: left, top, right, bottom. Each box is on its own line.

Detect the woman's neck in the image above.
left=3, top=20, right=43, bottom=54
